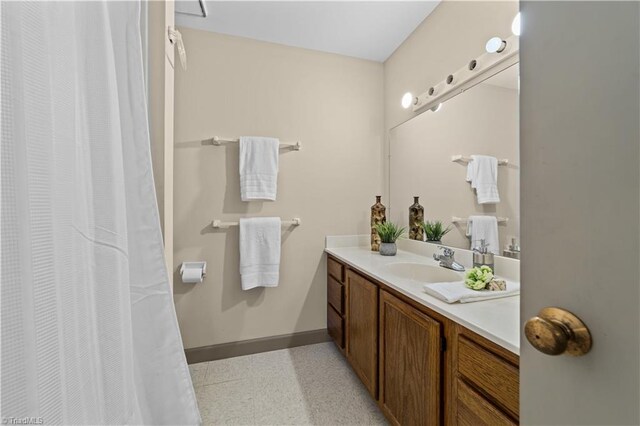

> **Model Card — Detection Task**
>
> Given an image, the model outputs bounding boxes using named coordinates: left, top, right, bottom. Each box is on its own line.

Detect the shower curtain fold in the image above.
left=0, top=1, right=200, bottom=424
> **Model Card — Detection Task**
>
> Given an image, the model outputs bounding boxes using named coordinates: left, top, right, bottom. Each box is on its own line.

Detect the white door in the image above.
left=520, top=2, right=640, bottom=425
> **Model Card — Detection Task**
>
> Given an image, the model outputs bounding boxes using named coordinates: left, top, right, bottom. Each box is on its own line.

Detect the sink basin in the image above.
left=384, top=262, right=463, bottom=283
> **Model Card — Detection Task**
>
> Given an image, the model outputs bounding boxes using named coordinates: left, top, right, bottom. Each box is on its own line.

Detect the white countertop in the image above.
left=325, top=244, right=520, bottom=355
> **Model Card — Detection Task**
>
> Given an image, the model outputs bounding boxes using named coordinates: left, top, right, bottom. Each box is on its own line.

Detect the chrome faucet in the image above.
left=433, top=247, right=465, bottom=272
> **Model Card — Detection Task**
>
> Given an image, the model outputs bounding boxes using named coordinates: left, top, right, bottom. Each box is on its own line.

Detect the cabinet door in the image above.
left=456, top=379, right=516, bottom=426
left=379, top=290, right=441, bottom=426
left=346, top=270, right=378, bottom=398
left=456, top=335, right=519, bottom=418
left=327, top=304, right=344, bottom=349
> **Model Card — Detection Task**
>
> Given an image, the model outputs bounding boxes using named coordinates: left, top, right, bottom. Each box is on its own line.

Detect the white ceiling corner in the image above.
left=175, top=1, right=440, bottom=62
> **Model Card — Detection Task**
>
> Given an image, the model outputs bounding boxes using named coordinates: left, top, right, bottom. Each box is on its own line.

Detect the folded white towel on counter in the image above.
left=239, top=136, right=279, bottom=201
left=239, top=217, right=281, bottom=290
left=466, top=215, right=500, bottom=254
left=423, top=280, right=520, bottom=304
left=466, top=155, right=500, bottom=204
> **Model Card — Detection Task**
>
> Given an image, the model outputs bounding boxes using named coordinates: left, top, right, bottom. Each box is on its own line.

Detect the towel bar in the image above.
left=451, top=155, right=508, bottom=165
left=452, top=216, right=509, bottom=224
left=208, top=136, right=302, bottom=151
left=212, top=218, right=302, bottom=229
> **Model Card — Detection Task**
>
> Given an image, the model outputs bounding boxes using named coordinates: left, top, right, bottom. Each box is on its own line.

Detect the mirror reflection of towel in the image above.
left=467, top=215, right=500, bottom=254
left=466, top=155, right=500, bottom=204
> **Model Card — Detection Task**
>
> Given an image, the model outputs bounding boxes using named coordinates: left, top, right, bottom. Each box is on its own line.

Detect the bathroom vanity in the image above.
left=325, top=240, right=519, bottom=426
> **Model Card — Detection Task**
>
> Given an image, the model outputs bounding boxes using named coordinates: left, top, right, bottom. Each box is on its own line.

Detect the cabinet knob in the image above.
left=524, top=307, right=592, bottom=356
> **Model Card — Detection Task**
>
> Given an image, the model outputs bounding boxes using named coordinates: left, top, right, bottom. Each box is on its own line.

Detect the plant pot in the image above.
left=379, top=242, right=397, bottom=256
left=426, top=240, right=442, bottom=245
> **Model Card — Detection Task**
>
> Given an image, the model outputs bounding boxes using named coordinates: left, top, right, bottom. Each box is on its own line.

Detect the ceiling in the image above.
left=175, top=1, right=440, bottom=62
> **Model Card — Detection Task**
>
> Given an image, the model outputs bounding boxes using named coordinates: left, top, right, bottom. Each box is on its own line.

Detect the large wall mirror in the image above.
left=389, top=63, right=519, bottom=257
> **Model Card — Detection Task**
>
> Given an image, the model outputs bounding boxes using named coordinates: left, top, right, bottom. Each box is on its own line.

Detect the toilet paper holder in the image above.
left=180, top=261, right=207, bottom=283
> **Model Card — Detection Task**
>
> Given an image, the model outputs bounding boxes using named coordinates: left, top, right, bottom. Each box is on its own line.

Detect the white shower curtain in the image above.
left=1, top=1, right=200, bottom=424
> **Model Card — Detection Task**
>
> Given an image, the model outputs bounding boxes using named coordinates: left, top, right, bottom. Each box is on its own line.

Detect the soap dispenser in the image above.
left=473, top=239, right=495, bottom=272
left=503, top=238, right=521, bottom=260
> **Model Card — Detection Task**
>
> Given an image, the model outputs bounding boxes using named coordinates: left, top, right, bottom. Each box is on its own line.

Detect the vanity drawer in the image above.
left=456, top=378, right=516, bottom=426
left=327, top=305, right=344, bottom=348
left=457, top=336, right=519, bottom=418
left=327, top=275, right=345, bottom=314
left=327, top=257, right=345, bottom=283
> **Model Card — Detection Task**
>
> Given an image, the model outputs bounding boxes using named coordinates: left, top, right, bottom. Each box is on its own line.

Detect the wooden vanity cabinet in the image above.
left=450, top=326, right=519, bottom=425
left=379, top=290, right=442, bottom=426
left=455, top=379, right=515, bottom=426
left=326, top=257, right=345, bottom=350
left=325, top=255, right=520, bottom=425
left=345, top=269, right=379, bottom=398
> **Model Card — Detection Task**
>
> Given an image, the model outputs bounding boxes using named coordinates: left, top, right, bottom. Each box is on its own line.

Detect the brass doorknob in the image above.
left=524, top=307, right=592, bottom=356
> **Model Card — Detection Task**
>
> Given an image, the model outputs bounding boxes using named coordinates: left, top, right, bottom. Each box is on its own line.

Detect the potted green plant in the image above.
left=421, top=220, right=452, bottom=244
left=373, top=222, right=405, bottom=256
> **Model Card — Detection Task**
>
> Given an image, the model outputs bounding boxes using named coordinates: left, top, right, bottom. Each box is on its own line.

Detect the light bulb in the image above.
left=401, top=92, right=414, bottom=109
left=485, top=37, right=506, bottom=53
left=512, top=12, right=521, bottom=36
left=431, top=103, right=442, bottom=113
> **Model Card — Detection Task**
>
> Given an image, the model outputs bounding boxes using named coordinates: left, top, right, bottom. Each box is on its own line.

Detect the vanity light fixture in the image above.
left=413, top=27, right=518, bottom=113
left=512, top=12, right=521, bottom=36
left=485, top=37, right=507, bottom=54
left=401, top=92, right=415, bottom=109
left=430, top=103, right=442, bottom=113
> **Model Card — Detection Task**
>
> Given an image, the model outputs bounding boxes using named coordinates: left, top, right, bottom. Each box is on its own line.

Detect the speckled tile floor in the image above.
left=189, top=342, right=388, bottom=425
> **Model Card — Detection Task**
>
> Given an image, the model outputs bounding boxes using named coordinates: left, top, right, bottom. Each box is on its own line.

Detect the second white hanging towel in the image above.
left=239, top=136, right=279, bottom=201
left=466, top=155, right=500, bottom=204
left=239, top=217, right=281, bottom=290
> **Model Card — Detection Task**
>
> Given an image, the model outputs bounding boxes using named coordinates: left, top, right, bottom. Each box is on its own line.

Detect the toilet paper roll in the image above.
left=181, top=267, right=204, bottom=283
left=180, top=262, right=206, bottom=283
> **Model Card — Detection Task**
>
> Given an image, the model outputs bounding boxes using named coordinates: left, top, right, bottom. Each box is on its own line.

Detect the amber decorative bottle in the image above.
left=370, top=196, right=386, bottom=251
left=409, top=196, right=424, bottom=241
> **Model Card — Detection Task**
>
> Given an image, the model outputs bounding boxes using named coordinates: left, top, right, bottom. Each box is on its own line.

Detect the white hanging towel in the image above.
left=423, top=280, right=520, bottom=304
left=466, top=155, right=500, bottom=204
left=239, top=217, right=281, bottom=290
left=239, top=136, right=279, bottom=201
left=467, top=215, right=500, bottom=254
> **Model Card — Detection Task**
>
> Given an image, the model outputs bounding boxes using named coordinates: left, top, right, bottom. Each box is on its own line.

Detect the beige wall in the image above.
left=383, top=0, right=518, bottom=197
left=389, top=79, right=519, bottom=254
left=148, top=1, right=165, bottom=227
left=148, top=0, right=175, bottom=281
left=173, top=28, right=384, bottom=349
